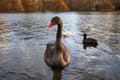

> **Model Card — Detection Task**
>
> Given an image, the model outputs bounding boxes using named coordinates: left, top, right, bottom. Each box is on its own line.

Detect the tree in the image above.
left=46, top=0, right=69, bottom=12
left=109, top=0, right=120, bottom=10
left=98, top=0, right=115, bottom=11
left=11, top=0, right=24, bottom=12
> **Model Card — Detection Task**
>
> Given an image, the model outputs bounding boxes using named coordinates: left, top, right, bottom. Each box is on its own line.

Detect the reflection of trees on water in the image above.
left=0, top=19, right=11, bottom=53
left=0, top=19, right=11, bottom=43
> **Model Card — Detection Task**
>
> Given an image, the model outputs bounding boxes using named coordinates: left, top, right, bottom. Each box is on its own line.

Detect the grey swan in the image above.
left=82, top=33, right=98, bottom=49
left=44, top=16, right=70, bottom=68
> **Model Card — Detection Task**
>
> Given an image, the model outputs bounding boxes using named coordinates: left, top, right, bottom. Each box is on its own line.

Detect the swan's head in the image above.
left=49, top=16, right=62, bottom=29
left=83, top=33, right=87, bottom=37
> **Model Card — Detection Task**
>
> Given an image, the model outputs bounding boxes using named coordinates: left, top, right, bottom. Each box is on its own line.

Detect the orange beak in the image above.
left=48, top=22, right=54, bottom=29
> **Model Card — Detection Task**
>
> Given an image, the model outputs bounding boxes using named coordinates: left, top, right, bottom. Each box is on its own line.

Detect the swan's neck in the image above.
left=56, top=24, right=62, bottom=50
left=56, top=24, right=62, bottom=41
left=84, top=35, right=87, bottom=40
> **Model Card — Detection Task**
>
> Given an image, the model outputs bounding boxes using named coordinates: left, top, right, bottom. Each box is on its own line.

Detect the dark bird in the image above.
left=82, top=33, right=98, bottom=49
left=44, top=16, right=70, bottom=68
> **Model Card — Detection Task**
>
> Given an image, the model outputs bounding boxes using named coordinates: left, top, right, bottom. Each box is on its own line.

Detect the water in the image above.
left=0, top=12, right=120, bottom=80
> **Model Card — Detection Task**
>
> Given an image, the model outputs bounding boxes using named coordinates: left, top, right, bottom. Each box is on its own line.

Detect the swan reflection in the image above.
left=52, top=68, right=63, bottom=80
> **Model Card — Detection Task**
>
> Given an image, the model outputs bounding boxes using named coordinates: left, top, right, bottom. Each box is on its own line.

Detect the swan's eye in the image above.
left=48, top=22, right=55, bottom=29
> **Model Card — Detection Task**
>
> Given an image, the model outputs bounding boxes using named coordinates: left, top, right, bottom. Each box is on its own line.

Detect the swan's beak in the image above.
left=48, top=22, right=54, bottom=29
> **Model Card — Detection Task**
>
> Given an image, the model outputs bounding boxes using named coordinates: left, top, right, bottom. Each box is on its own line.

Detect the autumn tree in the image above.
left=109, top=0, right=120, bottom=10
left=46, top=0, right=69, bottom=12
left=0, top=0, right=14, bottom=12
left=64, top=0, right=88, bottom=11
left=98, top=0, right=115, bottom=11
left=0, top=0, right=119, bottom=12
left=21, top=0, right=39, bottom=12
left=11, top=0, right=24, bottom=12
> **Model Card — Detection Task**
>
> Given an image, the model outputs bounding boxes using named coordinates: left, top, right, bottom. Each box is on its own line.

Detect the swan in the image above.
left=44, top=16, right=70, bottom=68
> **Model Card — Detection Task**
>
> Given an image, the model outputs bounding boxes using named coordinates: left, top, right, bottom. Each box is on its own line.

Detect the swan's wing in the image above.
left=44, top=43, right=55, bottom=59
left=62, top=44, right=70, bottom=63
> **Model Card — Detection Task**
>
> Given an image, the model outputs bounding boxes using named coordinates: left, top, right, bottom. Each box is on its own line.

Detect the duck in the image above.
left=82, top=33, right=98, bottom=49
left=44, top=16, right=70, bottom=68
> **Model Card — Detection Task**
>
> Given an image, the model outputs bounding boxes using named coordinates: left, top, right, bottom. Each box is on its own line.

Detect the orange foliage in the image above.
left=98, top=0, right=115, bottom=12
left=13, top=0, right=24, bottom=12
left=46, top=0, right=69, bottom=12
left=26, top=0, right=38, bottom=11
left=0, top=0, right=119, bottom=12
left=64, top=0, right=88, bottom=11
left=0, top=0, right=24, bottom=12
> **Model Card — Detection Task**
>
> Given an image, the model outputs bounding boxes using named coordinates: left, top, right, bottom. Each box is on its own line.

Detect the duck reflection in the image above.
left=83, top=43, right=98, bottom=49
left=52, top=68, right=63, bottom=80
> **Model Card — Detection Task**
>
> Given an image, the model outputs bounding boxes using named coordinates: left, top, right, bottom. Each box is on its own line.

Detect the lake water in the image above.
left=0, top=12, right=120, bottom=80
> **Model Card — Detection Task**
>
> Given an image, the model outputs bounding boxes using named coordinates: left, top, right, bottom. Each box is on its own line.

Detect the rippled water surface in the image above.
left=0, top=12, right=120, bottom=80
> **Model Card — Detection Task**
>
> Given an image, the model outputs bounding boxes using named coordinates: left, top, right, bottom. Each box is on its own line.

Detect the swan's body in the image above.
left=44, top=16, right=70, bottom=68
